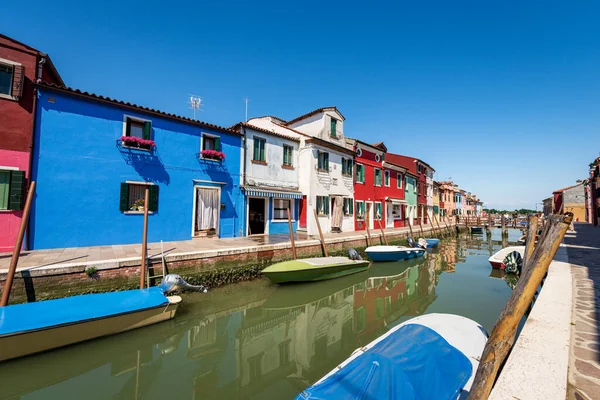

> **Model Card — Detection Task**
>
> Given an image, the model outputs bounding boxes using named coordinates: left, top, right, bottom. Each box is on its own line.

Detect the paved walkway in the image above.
left=563, top=223, right=600, bottom=400
left=0, top=223, right=448, bottom=274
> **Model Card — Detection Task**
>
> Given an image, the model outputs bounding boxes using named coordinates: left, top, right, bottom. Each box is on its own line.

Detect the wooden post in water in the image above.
left=365, top=209, right=373, bottom=247
left=428, top=212, right=438, bottom=237
left=434, top=213, right=443, bottom=237
left=501, top=214, right=508, bottom=237
left=140, top=187, right=150, bottom=290
left=377, top=218, right=388, bottom=245
left=1, top=181, right=36, bottom=307
left=418, top=219, right=425, bottom=238
left=468, top=213, right=573, bottom=399
left=487, top=214, right=492, bottom=232
left=442, top=215, right=450, bottom=234
left=287, top=208, right=297, bottom=260
left=313, top=209, right=328, bottom=257
left=407, top=217, right=415, bottom=239
left=522, top=214, right=538, bottom=270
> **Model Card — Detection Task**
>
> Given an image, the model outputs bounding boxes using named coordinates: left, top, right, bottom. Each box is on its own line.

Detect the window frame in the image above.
left=0, top=62, right=14, bottom=98
left=317, top=151, right=329, bottom=172
left=341, top=158, right=353, bottom=177
left=397, top=173, right=403, bottom=189
left=355, top=200, right=366, bottom=220
left=253, top=137, right=267, bottom=163
left=343, top=197, right=354, bottom=216
left=375, top=202, right=383, bottom=219
left=272, top=198, right=293, bottom=221
left=0, top=57, right=22, bottom=100
left=384, top=170, right=390, bottom=187
left=120, top=181, right=158, bottom=214
left=0, top=169, right=11, bottom=210
left=330, top=118, right=337, bottom=137
left=374, top=168, right=382, bottom=187
left=355, top=163, right=365, bottom=184
left=316, top=195, right=330, bottom=216
left=282, top=144, right=293, bottom=167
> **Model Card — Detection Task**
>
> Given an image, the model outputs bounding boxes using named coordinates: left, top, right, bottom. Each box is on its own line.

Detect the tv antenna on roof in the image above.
left=189, top=95, right=202, bottom=120
left=245, top=97, right=250, bottom=122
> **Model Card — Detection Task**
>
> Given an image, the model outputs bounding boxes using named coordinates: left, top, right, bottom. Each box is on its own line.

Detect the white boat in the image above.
left=365, top=245, right=425, bottom=262
left=295, top=313, right=488, bottom=399
left=488, top=246, right=525, bottom=270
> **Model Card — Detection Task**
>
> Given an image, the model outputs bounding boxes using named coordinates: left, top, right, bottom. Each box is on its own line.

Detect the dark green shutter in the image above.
left=349, top=199, right=354, bottom=215
left=316, top=196, right=321, bottom=214
left=260, top=140, right=265, bottom=161
left=125, top=117, right=132, bottom=137
left=143, top=121, right=151, bottom=140
left=253, top=140, right=259, bottom=160
left=341, top=159, right=347, bottom=175
left=361, top=166, right=365, bottom=182
left=8, top=171, right=25, bottom=211
left=148, top=185, right=159, bottom=212
left=324, top=153, right=329, bottom=170
left=119, top=183, right=129, bottom=211
left=330, top=119, right=337, bottom=137
left=348, top=161, right=353, bottom=176
left=325, top=196, right=330, bottom=215
left=214, top=137, right=221, bottom=151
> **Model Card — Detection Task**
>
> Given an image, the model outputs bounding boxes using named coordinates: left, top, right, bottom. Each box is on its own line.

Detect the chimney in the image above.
left=576, top=179, right=582, bottom=184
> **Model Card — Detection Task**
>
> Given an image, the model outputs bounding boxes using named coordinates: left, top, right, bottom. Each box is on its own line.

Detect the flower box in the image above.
left=121, top=136, right=156, bottom=150
left=200, top=149, right=226, bottom=161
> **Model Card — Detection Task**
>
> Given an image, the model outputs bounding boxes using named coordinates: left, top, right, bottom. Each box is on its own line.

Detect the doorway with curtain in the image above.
left=194, top=187, right=220, bottom=237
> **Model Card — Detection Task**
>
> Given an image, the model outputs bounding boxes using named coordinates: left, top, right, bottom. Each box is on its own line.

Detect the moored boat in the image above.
left=421, top=238, right=440, bottom=248
left=488, top=246, right=525, bottom=270
left=261, top=256, right=370, bottom=284
left=295, top=313, right=488, bottom=399
left=365, top=245, right=425, bottom=262
left=0, top=286, right=182, bottom=362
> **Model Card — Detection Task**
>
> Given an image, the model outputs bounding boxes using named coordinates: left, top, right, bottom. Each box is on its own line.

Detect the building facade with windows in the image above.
left=233, top=122, right=302, bottom=236
left=404, top=172, right=418, bottom=226
left=29, top=83, right=244, bottom=249
left=0, top=34, right=63, bottom=252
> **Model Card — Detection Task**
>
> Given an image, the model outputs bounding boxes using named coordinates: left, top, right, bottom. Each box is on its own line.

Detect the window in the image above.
left=253, top=137, right=266, bottom=162
left=384, top=170, right=390, bottom=186
left=375, top=202, right=383, bottom=219
left=0, top=64, right=13, bottom=95
left=273, top=199, right=291, bottom=220
left=202, top=134, right=220, bottom=151
left=375, top=298, right=384, bottom=320
left=0, top=60, right=23, bottom=99
left=343, top=198, right=354, bottom=216
left=279, top=340, right=291, bottom=366
left=330, top=118, right=337, bottom=137
left=397, top=173, right=403, bottom=189
left=392, top=204, right=402, bottom=219
left=119, top=183, right=159, bottom=212
left=374, top=169, right=382, bottom=186
left=355, top=164, right=365, bottom=183
left=248, top=353, right=264, bottom=381
left=355, top=201, right=365, bottom=220
left=355, top=306, right=366, bottom=332
left=316, top=195, right=330, bottom=215
left=282, top=145, right=293, bottom=167
left=317, top=151, right=329, bottom=171
left=417, top=182, right=420, bottom=195
left=0, top=170, right=25, bottom=211
left=125, top=117, right=151, bottom=140
left=341, top=158, right=353, bottom=176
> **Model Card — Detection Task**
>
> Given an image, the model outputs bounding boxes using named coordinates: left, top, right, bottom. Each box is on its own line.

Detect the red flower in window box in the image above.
left=200, top=149, right=226, bottom=160
left=121, top=136, right=156, bottom=149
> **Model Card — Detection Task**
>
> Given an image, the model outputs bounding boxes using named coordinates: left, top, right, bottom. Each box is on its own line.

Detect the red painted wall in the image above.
left=553, top=192, right=562, bottom=214
left=381, top=167, right=406, bottom=227
left=353, top=147, right=385, bottom=230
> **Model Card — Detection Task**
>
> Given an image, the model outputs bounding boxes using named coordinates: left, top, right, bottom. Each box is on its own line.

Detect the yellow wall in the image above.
left=564, top=204, right=585, bottom=222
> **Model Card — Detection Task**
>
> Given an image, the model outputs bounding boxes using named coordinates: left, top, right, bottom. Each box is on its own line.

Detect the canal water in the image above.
left=0, top=229, right=523, bottom=400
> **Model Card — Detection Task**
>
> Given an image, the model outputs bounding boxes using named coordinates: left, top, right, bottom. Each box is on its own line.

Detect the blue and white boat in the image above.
left=295, top=313, right=488, bottom=400
left=0, top=285, right=182, bottom=362
left=419, top=238, right=440, bottom=248
left=365, top=245, right=426, bottom=262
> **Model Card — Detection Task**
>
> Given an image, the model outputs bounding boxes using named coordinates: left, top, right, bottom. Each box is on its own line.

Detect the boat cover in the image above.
left=0, top=287, right=169, bottom=337
left=295, top=323, right=472, bottom=400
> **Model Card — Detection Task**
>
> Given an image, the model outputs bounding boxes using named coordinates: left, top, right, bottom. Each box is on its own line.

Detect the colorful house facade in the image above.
left=233, top=122, right=302, bottom=236
left=30, top=83, right=245, bottom=249
left=0, top=34, right=63, bottom=252
left=404, top=172, right=418, bottom=226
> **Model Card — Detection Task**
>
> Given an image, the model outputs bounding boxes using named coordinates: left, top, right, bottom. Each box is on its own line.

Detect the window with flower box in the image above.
left=200, top=133, right=225, bottom=160
left=122, top=116, right=155, bottom=150
left=119, top=182, right=159, bottom=213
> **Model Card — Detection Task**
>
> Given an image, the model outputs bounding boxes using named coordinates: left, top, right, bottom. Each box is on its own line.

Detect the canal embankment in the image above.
left=0, top=223, right=457, bottom=303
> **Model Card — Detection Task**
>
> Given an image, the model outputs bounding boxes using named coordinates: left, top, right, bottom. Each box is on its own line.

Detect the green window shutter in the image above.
left=348, top=161, right=353, bottom=176
left=324, top=153, right=329, bottom=170
left=349, top=199, right=354, bottom=215
left=8, top=170, right=25, bottom=211
left=260, top=140, right=265, bottom=161
left=318, top=152, right=323, bottom=169
left=316, top=196, right=322, bottom=214
left=325, top=196, right=330, bottom=215
left=330, top=119, right=337, bottom=136
left=125, top=117, right=132, bottom=137
left=214, top=137, right=221, bottom=151
left=253, top=140, right=259, bottom=160
left=148, top=185, right=159, bottom=212
left=119, top=183, right=130, bottom=211
left=361, top=166, right=365, bottom=182
left=341, top=159, right=347, bottom=175
left=0, top=171, right=9, bottom=210
left=143, top=121, right=152, bottom=140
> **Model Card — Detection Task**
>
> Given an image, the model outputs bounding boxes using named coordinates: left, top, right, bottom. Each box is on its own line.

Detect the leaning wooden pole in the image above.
left=1, top=181, right=36, bottom=307
left=468, top=213, right=573, bottom=399
left=418, top=219, right=425, bottom=238
left=140, top=187, right=149, bottom=290
left=522, top=214, right=538, bottom=270
left=313, top=209, right=328, bottom=257
left=442, top=215, right=450, bottom=234
left=365, top=210, right=373, bottom=247
left=377, top=218, right=388, bottom=245
left=287, top=208, right=297, bottom=260
left=434, top=213, right=443, bottom=237
left=407, top=216, right=415, bottom=239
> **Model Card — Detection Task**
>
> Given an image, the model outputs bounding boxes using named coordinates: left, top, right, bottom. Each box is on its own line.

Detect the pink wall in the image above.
left=0, top=149, right=29, bottom=252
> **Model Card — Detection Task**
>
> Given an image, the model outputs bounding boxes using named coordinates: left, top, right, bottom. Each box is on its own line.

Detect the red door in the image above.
left=299, top=196, right=307, bottom=228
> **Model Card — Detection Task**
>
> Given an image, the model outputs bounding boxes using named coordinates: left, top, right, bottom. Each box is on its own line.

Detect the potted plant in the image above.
left=131, top=198, right=145, bottom=211
left=121, top=136, right=156, bottom=150
left=200, top=149, right=226, bottom=161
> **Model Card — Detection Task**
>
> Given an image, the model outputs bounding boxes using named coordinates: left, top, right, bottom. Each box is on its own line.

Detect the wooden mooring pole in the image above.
left=522, top=214, right=538, bottom=271
left=287, top=208, right=297, bottom=260
left=140, top=187, right=150, bottom=289
left=365, top=209, right=373, bottom=246
left=468, top=213, right=573, bottom=399
left=313, top=209, right=328, bottom=257
left=434, top=213, right=444, bottom=237
left=418, top=218, right=425, bottom=238
left=407, top=217, right=415, bottom=239
left=501, top=214, right=508, bottom=237
left=377, top=217, right=388, bottom=245
left=1, top=181, right=36, bottom=307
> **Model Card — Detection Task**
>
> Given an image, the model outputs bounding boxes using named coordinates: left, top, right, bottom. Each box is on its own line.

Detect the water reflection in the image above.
left=0, top=231, right=522, bottom=400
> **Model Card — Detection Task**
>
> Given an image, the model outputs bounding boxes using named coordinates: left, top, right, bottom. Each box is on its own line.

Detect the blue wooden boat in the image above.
left=295, top=313, right=488, bottom=400
left=422, top=238, right=440, bottom=248
left=365, top=245, right=425, bottom=262
left=0, top=287, right=182, bottom=362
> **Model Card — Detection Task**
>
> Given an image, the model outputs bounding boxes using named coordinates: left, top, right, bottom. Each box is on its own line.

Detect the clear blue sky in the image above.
left=3, top=1, right=599, bottom=210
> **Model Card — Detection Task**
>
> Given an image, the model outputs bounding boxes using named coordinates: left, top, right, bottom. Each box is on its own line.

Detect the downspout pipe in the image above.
left=241, top=125, right=248, bottom=235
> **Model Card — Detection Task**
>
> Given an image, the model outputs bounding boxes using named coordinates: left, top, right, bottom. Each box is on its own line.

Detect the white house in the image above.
left=233, top=122, right=302, bottom=236
left=247, top=107, right=355, bottom=236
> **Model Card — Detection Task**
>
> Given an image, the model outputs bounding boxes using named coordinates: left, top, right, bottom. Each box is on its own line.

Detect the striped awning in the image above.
left=386, top=197, right=407, bottom=205
left=243, top=187, right=303, bottom=199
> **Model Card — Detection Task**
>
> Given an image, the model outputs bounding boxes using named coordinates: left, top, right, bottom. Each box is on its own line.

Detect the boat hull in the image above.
left=0, top=297, right=180, bottom=362
left=425, top=238, right=440, bottom=248
left=488, top=246, right=525, bottom=270
left=262, top=258, right=370, bottom=284
left=366, top=246, right=425, bottom=262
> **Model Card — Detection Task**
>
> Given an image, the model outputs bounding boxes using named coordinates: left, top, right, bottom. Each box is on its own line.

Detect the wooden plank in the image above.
left=377, top=217, right=388, bottom=245
left=313, top=209, right=328, bottom=257
left=287, top=208, right=297, bottom=260
left=468, top=213, right=573, bottom=399
left=522, top=214, right=538, bottom=271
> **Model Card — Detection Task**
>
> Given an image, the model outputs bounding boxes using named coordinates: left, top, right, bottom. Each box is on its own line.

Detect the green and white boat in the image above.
left=262, top=256, right=370, bottom=284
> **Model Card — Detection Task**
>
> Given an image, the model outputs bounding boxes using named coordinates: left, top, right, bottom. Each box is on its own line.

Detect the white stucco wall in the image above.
left=288, top=110, right=346, bottom=145
left=244, top=127, right=299, bottom=190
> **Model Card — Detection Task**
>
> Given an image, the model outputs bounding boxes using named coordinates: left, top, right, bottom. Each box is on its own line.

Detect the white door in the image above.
left=387, top=202, right=394, bottom=228
left=194, top=187, right=220, bottom=235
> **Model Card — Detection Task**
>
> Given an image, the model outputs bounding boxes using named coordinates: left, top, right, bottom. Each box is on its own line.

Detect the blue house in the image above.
left=30, top=84, right=245, bottom=249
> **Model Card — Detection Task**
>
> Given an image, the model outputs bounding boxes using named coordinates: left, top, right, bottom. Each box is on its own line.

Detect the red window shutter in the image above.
left=12, top=65, right=24, bottom=98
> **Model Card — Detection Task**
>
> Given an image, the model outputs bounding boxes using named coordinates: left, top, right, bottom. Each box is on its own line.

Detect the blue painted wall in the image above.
left=31, top=89, right=245, bottom=249
left=266, top=198, right=299, bottom=235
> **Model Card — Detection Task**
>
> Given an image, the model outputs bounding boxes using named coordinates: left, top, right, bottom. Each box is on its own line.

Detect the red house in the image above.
left=372, top=143, right=407, bottom=228
left=385, top=153, right=431, bottom=225
left=0, top=34, right=63, bottom=252
left=346, top=139, right=386, bottom=231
